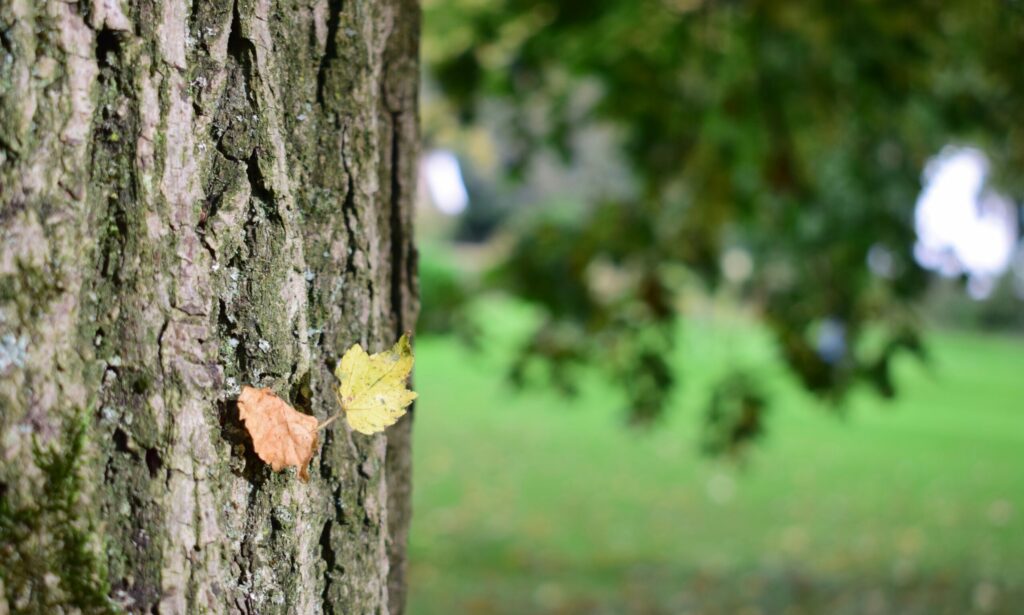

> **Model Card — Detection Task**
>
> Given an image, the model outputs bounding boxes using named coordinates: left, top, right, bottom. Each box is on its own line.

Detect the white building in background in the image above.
left=913, top=146, right=1020, bottom=299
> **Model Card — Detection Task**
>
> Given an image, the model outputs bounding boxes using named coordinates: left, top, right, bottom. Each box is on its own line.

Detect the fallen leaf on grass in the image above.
left=238, top=386, right=318, bottom=482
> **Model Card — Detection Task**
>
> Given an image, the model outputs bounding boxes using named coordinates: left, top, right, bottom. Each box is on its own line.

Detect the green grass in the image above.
left=407, top=300, right=1024, bottom=614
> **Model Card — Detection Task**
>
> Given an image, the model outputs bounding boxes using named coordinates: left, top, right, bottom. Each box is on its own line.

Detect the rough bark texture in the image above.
left=0, top=0, right=419, bottom=613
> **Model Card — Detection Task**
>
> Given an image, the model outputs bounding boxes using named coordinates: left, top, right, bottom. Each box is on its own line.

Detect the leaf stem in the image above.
left=317, top=412, right=343, bottom=431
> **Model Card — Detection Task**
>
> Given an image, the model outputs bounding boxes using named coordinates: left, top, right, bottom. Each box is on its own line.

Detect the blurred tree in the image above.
left=425, top=0, right=1024, bottom=448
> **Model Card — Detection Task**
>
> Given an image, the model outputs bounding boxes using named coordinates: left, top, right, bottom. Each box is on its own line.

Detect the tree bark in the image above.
left=0, top=0, right=419, bottom=613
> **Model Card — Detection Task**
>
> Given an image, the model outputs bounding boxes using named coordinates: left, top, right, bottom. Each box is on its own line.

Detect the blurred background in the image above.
left=407, top=1, right=1024, bottom=613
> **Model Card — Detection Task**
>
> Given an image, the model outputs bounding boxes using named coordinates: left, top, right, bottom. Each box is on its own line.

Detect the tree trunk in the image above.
left=0, top=0, right=420, bottom=612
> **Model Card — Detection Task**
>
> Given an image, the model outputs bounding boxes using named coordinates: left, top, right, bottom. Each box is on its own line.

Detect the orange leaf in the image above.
left=238, top=386, right=319, bottom=482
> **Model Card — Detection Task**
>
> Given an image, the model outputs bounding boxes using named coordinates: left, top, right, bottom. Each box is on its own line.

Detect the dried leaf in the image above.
left=238, top=386, right=319, bottom=482
left=334, top=333, right=417, bottom=435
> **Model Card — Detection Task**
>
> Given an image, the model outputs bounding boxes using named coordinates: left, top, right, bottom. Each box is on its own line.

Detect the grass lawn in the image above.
left=406, top=300, right=1024, bottom=614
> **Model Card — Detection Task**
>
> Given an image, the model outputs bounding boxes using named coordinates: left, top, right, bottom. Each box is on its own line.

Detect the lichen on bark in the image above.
left=0, top=0, right=419, bottom=613
left=0, top=412, right=114, bottom=613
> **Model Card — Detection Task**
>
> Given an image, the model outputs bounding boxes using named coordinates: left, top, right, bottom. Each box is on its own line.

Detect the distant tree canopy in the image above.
left=424, top=0, right=1024, bottom=451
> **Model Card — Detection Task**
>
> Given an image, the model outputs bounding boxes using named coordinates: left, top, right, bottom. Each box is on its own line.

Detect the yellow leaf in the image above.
left=238, top=386, right=319, bottom=482
left=334, top=334, right=417, bottom=435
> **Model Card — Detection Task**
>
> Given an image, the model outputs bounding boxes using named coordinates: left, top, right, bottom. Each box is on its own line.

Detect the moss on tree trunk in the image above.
left=0, top=0, right=420, bottom=613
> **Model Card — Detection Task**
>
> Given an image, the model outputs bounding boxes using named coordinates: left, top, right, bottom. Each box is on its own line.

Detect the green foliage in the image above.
left=425, top=0, right=1024, bottom=428
left=701, top=369, right=768, bottom=458
left=417, top=247, right=480, bottom=343
left=486, top=205, right=677, bottom=420
left=0, top=414, right=115, bottom=614
left=452, top=160, right=517, bottom=242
